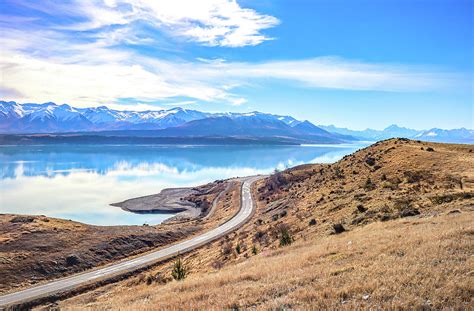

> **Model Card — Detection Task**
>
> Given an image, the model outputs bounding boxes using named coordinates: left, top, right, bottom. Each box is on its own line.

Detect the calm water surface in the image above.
left=0, top=144, right=367, bottom=225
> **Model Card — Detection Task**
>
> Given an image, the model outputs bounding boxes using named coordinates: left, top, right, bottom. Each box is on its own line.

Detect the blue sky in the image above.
left=0, top=0, right=472, bottom=130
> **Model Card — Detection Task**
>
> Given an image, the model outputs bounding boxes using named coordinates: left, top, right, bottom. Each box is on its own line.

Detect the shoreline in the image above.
left=111, top=187, right=200, bottom=221
left=111, top=179, right=232, bottom=223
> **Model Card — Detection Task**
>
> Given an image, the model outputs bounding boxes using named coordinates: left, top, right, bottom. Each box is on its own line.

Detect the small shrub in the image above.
left=365, top=157, right=376, bottom=166
left=394, top=198, right=413, bottom=210
left=333, top=223, right=346, bottom=234
left=171, top=258, right=187, bottom=281
left=426, top=147, right=435, bottom=152
left=404, top=170, right=426, bottom=183
left=222, top=242, right=233, bottom=257
left=382, top=181, right=398, bottom=190
left=356, top=204, right=367, bottom=213
left=364, top=178, right=376, bottom=191
left=430, top=192, right=473, bottom=204
left=145, top=274, right=153, bottom=285
left=235, top=244, right=241, bottom=254
left=253, top=231, right=266, bottom=244
left=252, top=245, right=258, bottom=255
left=279, top=227, right=292, bottom=247
left=334, top=167, right=345, bottom=178
left=309, top=218, right=317, bottom=226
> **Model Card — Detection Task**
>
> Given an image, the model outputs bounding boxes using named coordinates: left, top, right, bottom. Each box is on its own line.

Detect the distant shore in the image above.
left=0, top=134, right=303, bottom=145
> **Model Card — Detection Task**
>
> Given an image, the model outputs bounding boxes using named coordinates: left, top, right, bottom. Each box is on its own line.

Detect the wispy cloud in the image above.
left=6, top=0, right=279, bottom=48
left=0, top=47, right=461, bottom=107
left=0, top=0, right=464, bottom=108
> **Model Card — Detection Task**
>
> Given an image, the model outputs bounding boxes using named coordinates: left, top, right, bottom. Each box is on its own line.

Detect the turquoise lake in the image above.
left=0, top=144, right=367, bottom=226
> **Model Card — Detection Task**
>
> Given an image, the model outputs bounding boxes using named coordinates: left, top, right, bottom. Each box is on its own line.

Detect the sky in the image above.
left=0, top=0, right=472, bottom=130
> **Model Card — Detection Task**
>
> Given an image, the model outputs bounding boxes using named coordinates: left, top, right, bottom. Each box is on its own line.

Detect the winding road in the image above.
left=0, top=176, right=261, bottom=308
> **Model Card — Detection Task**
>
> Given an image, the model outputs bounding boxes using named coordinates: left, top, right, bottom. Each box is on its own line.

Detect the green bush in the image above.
left=279, top=227, right=292, bottom=247
left=252, top=245, right=258, bottom=255
left=171, top=258, right=187, bottom=281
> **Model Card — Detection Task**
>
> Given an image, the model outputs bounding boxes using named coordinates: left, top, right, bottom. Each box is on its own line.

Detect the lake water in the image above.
left=0, top=144, right=367, bottom=226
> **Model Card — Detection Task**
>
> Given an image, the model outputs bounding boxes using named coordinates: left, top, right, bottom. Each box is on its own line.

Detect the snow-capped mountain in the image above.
left=415, top=128, right=474, bottom=143
left=1, top=101, right=471, bottom=144
left=0, top=101, right=306, bottom=134
left=319, top=124, right=473, bottom=144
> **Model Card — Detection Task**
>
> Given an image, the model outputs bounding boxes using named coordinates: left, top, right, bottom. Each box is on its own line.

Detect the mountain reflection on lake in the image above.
left=0, top=144, right=367, bottom=225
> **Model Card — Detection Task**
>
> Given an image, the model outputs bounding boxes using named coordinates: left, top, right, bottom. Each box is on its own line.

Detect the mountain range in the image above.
left=0, top=101, right=472, bottom=144
left=319, top=124, right=474, bottom=144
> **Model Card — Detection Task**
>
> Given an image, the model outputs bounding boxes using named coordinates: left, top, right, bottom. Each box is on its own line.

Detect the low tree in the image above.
left=171, top=257, right=187, bottom=281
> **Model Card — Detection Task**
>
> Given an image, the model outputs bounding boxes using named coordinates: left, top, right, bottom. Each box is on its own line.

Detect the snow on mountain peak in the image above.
left=0, top=101, right=308, bottom=133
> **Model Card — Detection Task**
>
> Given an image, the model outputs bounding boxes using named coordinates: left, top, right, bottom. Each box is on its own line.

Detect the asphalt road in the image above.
left=0, top=176, right=261, bottom=308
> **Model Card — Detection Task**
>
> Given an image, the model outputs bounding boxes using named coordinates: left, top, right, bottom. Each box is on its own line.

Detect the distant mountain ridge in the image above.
left=319, top=124, right=473, bottom=144
left=1, top=101, right=472, bottom=144
left=0, top=101, right=349, bottom=144
left=0, top=101, right=306, bottom=133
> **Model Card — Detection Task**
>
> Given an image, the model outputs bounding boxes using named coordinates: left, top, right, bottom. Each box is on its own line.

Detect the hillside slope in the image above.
left=42, top=139, right=474, bottom=310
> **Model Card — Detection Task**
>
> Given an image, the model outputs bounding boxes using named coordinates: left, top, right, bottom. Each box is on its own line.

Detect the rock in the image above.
left=365, top=157, right=376, bottom=166
left=333, top=223, right=346, bottom=234
left=373, top=165, right=382, bottom=171
left=66, top=254, right=81, bottom=266
left=11, top=216, right=35, bottom=223
left=356, top=204, right=367, bottom=213
left=380, top=214, right=392, bottom=221
left=400, top=208, right=420, bottom=218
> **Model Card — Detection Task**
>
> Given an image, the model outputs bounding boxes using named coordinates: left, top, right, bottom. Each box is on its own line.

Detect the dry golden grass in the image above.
left=54, top=211, right=473, bottom=310
left=37, top=139, right=474, bottom=309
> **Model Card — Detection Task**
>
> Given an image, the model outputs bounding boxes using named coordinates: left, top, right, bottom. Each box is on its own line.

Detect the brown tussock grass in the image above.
left=54, top=211, right=473, bottom=310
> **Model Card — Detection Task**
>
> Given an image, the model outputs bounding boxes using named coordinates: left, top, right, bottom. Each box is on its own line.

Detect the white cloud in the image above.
left=0, top=1, right=461, bottom=108
left=0, top=51, right=227, bottom=107
left=0, top=48, right=458, bottom=108
left=28, top=0, right=279, bottom=48
left=229, top=97, right=247, bottom=106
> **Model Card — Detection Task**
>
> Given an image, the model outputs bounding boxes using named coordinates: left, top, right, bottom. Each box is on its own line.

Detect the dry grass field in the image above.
left=54, top=211, right=473, bottom=310
left=48, top=139, right=474, bottom=310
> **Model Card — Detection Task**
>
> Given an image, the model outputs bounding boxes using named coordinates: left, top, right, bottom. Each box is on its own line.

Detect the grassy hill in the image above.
left=40, top=139, right=474, bottom=309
